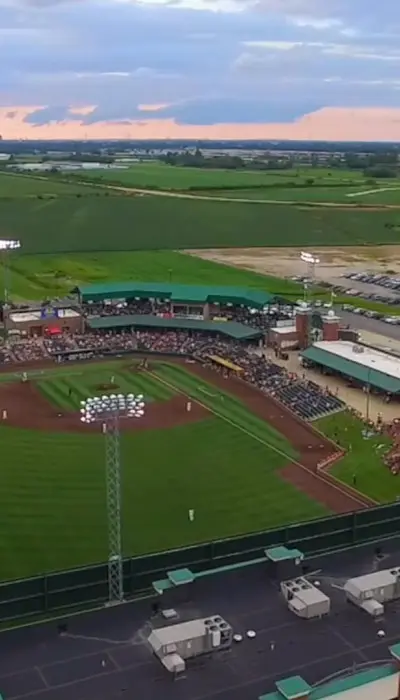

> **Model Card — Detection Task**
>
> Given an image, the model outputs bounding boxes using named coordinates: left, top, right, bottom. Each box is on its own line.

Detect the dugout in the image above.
left=86, top=314, right=263, bottom=342
left=206, top=355, right=244, bottom=374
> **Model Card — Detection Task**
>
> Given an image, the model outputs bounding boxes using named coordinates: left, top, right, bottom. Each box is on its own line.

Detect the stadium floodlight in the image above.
left=0, top=239, right=21, bottom=251
left=300, top=251, right=320, bottom=265
left=81, top=393, right=146, bottom=605
left=0, top=239, right=21, bottom=307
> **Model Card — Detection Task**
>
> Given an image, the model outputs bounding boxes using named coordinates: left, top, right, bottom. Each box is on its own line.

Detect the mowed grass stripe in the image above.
left=35, top=366, right=175, bottom=412
left=116, top=369, right=173, bottom=401
left=0, top=417, right=326, bottom=581
left=36, top=379, right=74, bottom=411
left=154, top=363, right=297, bottom=459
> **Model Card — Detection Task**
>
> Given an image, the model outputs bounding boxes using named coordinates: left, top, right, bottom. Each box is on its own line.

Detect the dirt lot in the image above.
left=187, top=245, right=400, bottom=283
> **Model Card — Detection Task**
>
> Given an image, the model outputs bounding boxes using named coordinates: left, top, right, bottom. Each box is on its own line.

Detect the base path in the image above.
left=184, top=362, right=373, bottom=513
left=0, top=381, right=208, bottom=433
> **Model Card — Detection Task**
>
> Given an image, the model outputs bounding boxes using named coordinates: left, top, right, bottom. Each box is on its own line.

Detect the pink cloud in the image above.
left=137, top=103, right=170, bottom=113
left=0, top=106, right=399, bottom=141
left=68, top=106, right=97, bottom=116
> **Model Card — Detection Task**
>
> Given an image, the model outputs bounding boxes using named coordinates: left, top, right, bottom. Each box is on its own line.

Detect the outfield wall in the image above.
left=1, top=502, right=400, bottom=624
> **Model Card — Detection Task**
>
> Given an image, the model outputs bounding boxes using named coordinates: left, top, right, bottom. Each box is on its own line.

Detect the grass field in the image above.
left=71, top=163, right=370, bottom=190
left=35, top=364, right=174, bottom=410
left=6, top=249, right=400, bottom=319
left=6, top=250, right=302, bottom=300
left=317, top=412, right=400, bottom=503
left=0, top=171, right=108, bottom=197
left=205, top=186, right=400, bottom=205
left=71, top=163, right=400, bottom=205
left=1, top=195, right=400, bottom=256
left=0, top=360, right=326, bottom=580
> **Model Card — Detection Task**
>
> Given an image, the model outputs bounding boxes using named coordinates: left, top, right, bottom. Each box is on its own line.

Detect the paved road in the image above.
left=338, top=309, right=400, bottom=340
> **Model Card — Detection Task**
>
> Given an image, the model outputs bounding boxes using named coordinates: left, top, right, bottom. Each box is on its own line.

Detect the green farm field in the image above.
left=71, top=162, right=370, bottom=190
left=1, top=194, right=400, bottom=256
left=0, top=171, right=108, bottom=197
left=0, top=360, right=326, bottom=580
left=204, top=185, right=400, bottom=205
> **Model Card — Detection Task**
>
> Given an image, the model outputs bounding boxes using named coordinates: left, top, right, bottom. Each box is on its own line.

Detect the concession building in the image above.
left=301, top=340, right=400, bottom=395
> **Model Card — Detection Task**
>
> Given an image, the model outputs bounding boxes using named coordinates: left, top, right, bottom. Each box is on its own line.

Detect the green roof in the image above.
left=87, top=314, right=262, bottom=340
left=309, top=664, right=394, bottom=699
left=260, top=666, right=395, bottom=700
left=167, top=568, right=194, bottom=586
left=276, top=677, right=311, bottom=699
left=265, top=546, right=304, bottom=563
left=78, top=281, right=279, bottom=309
left=390, top=642, right=400, bottom=660
left=301, top=345, right=400, bottom=394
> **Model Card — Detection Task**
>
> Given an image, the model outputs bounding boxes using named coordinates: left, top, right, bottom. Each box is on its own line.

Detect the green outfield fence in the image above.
left=1, top=502, right=400, bottom=623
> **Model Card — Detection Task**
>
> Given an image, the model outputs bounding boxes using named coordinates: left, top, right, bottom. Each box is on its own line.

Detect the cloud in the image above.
left=0, top=0, right=399, bottom=139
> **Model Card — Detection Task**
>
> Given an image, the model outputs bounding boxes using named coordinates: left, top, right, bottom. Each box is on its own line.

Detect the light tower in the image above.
left=80, top=393, right=145, bottom=605
left=0, top=239, right=21, bottom=305
left=300, top=251, right=320, bottom=304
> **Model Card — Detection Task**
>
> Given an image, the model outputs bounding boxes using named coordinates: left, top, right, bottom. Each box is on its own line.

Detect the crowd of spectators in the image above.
left=0, top=328, right=343, bottom=421
left=194, top=340, right=344, bottom=421
left=209, top=304, right=293, bottom=331
left=81, top=299, right=294, bottom=332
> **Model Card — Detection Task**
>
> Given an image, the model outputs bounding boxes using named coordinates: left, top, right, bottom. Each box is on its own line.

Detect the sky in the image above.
left=0, top=0, right=399, bottom=141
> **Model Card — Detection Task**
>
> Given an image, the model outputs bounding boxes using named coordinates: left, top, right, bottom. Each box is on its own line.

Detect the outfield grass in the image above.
left=0, top=361, right=326, bottom=580
left=0, top=195, right=399, bottom=256
left=316, top=412, right=400, bottom=503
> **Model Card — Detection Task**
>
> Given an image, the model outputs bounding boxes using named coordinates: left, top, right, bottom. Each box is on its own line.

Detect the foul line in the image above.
left=146, top=369, right=367, bottom=508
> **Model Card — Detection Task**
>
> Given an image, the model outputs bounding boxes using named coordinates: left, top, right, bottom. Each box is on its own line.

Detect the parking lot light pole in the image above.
left=80, top=393, right=145, bottom=605
left=0, top=239, right=21, bottom=306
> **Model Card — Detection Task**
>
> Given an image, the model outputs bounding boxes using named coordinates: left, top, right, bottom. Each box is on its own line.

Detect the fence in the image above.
left=1, top=502, right=400, bottom=623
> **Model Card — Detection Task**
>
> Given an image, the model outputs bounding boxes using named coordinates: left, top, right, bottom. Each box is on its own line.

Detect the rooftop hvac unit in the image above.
left=344, top=567, right=400, bottom=616
left=352, top=345, right=364, bottom=354
left=281, top=577, right=330, bottom=620
left=147, top=615, right=233, bottom=673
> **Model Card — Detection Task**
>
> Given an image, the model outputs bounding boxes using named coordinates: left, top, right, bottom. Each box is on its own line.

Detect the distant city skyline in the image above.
left=0, top=0, right=399, bottom=141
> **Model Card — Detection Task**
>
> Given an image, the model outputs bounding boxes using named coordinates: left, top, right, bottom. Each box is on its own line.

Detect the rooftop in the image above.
left=78, top=281, right=281, bottom=309
left=87, top=314, right=262, bottom=340
left=3, top=541, right=400, bottom=700
left=301, top=340, right=400, bottom=394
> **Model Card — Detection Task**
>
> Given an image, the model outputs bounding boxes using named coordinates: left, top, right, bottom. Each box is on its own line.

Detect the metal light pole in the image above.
left=300, top=251, right=320, bottom=304
left=365, top=361, right=376, bottom=423
left=300, top=251, right=320, bottom=347
left=80, top=393, right=145, bottom=605
left=0, top=239, right=21, bottom=306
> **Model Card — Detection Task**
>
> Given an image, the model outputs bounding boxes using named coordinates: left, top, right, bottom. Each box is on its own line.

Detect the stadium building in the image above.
left=301, top=340, right=400, bottom=396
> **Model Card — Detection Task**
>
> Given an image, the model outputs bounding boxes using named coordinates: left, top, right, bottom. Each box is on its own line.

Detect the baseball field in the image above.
left=0, top=355, right=376, bottom=582
left=0, top=163, right=399, bottom=586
